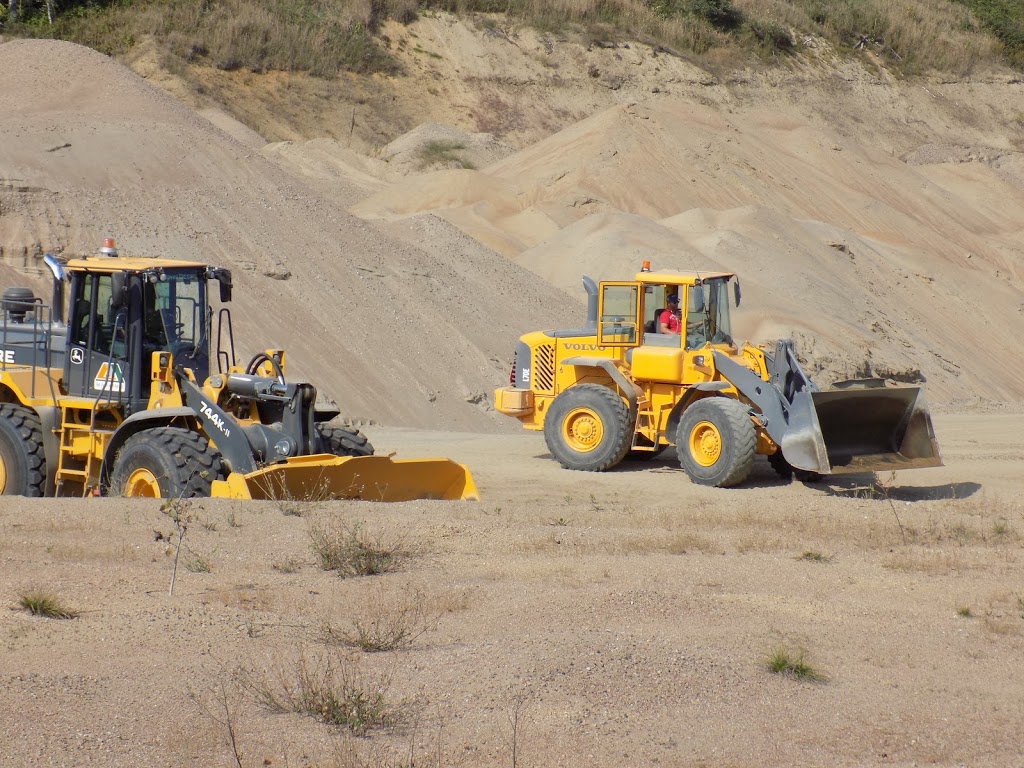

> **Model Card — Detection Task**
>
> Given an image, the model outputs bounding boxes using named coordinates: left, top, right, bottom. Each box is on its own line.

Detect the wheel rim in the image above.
left=562, top=407, right=604, bottom=453
left=0, top=457, right=7, bottom=493
left=124, top=468, right=162, bottom=497
left=689, top=420, right=722, bottom=467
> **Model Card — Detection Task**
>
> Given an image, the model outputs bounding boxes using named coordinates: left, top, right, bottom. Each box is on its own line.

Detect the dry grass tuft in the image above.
left=416, top=140, right=475, bottom=169
left=246, top=650, right=391, bottom=734
left=321, top=585, right=443, bottom=652
left=310, top=521, right=406, bottom=577
left=18, top=590, right=78, bottom=620
left=798, top=550, right=832, bottom=563
left=766, top=644, right=827, bottom=682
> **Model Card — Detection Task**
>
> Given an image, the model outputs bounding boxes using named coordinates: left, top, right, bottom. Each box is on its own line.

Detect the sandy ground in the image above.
left=1, top=410, right=1022, bottom=767
left=2, top=16, right=1024, bottom=768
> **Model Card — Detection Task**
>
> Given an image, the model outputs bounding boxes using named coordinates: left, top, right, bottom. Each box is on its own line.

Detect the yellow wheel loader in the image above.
left=0, top=241, right=477, bottom=501
left=494, top=264, right=941, bottom=488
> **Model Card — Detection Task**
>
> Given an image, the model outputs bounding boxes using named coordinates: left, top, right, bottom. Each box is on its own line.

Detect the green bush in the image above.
left=953, top=0, right=1024, bottom=66
left=750, top=19, right=794, bottom=54
left=649, top=0, right=742, bottom=32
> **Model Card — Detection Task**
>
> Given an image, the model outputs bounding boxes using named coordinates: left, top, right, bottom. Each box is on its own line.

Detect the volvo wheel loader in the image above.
left=494, top=262, right=941, bottom=488
left=0, top=240, right=477, bottom=501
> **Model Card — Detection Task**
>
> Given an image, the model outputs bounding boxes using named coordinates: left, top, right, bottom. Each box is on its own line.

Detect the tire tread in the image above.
left=112, top=427, right=221, bottom=497
left=0, top=403, right=46, bottom=496
left=676, top=397, right=756, bottom=487
left=544, top=384, right=632, bottom=472
left=316, top=424, right=374, bottom=458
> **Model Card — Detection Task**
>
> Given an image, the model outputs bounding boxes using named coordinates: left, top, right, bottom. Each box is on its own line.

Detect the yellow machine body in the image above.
left=494, top=268, right=941, bottom=487
left=0, top=249, right=477, bottom=501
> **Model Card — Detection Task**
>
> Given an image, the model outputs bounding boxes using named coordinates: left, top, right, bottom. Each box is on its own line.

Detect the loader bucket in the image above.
left=780, top=384, right=942, bottom=476
left=213, top=454, right=479, bottom=501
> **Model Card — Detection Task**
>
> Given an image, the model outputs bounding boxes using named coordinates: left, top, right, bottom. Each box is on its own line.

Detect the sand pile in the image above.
left=0, top=39, right=581, bottom=431
left=353, top=99, right=1024, bottom=405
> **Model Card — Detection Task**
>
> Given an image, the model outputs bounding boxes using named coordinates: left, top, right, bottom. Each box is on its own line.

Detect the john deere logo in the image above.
left=94, top=361, right=125, bottom=393
left=70, top=348, right=84, bottom=365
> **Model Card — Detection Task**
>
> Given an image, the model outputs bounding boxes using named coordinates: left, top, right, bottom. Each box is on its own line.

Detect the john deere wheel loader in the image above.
left=0, top=240, right=477, bottom=501
left=494, top=263, right=941, bottom=488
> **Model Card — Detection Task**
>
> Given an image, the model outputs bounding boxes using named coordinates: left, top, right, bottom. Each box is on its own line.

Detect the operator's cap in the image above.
left=667, top=294, right=680, bottom=304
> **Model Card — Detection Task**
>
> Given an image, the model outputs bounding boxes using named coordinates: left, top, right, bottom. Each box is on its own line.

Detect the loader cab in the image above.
left=62, top=260, right=218, bottom=414
left=597, top=272, right=736, bottom=352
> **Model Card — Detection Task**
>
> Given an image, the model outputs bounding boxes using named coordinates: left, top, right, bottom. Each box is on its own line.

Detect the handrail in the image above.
left=89, top=312, right=127, bottom=432
left=216, top=307, right=236, bottom=373
left=0, top=297, right=61, bottom=404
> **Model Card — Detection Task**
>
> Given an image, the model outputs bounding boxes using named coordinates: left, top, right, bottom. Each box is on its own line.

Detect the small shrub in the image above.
left=416, top=140, right=474, bottom=169
left=272, top=556, right=302, bottom=574
left=799, top=550, right=831, bottom=563
left=957, top=606, right=973, bottom=618
left=992, top=518, right=1010, bottom=537
left=186, top=553, right=213, bottom=573
left=280, top=502, right=305, bottom=517
left=649, top=0, right=743, bottom=31
left=310, top=522, right=404, bottom=577
left=692, top=0, right=743, bottom=31
left=322, top=587, right=439, bottom=652
left=19, top=591, right=77, bottom=620
left=162, top=498, right=200, bottom=596
left=750, top=19, right=794, bottom=54
left=766, top=646, right=827, bottom=682
left=247, top=652, right=390, bottom=735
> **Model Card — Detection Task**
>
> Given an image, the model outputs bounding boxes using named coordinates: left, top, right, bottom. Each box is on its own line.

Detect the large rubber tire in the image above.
left=767, top=451, right=794, bottom=479
left=0, top=404, right=47, bottom=496
left=544, top=384, right=632, bottom=471
left=110, top=427, right=222, bottom=498
left=676, top=398, right=756, bottom=487
left=768, top=451, right=823, bottom=483
left=316, top=424, right=374, bottom=458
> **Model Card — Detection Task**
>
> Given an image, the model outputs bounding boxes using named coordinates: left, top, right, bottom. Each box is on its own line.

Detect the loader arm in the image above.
left=712, top=342, right=941, bottom=475
left=177, top=376, right=257, bottom=473
left=711, top=347, right=830, bottom=473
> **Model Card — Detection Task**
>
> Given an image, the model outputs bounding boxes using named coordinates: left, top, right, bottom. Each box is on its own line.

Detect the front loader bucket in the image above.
left=213, top=454, right=479, bottom=502
left=780, top=384, right=942, bottom=476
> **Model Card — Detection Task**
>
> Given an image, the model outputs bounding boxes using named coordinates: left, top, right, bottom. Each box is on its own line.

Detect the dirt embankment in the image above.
left=0, top=38, right=581, bottom=431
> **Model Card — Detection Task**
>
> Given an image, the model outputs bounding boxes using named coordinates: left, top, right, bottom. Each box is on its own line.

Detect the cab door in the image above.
left=596, top=282, right=641, bottom=348
left=64, top=272, right=131, bottom=402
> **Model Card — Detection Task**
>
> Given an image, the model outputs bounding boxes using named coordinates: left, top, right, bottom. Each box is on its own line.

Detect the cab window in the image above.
left=598, top=284, right=639, bottom=345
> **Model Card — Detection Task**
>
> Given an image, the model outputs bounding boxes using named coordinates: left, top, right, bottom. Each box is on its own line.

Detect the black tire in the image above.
left=676, top=398, right=755, bottom=487
left=110, top=427, right=223, bottom=498
left=544, top=384, right=632, bottom=471
left=767, top=451, right=794, bottom=479
left=768, top=451, right=822, bottom=482
left=316, top=424, right=374, bottom=458
left=0, top=404, right=47, bottom=496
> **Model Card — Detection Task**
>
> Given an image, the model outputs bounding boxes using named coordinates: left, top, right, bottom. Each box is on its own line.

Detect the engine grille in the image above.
left=533, top=343, right=555, bottom=392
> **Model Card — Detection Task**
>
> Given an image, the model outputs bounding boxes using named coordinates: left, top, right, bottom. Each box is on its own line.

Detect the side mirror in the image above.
left=218, top=272, right=233, bottom=303
left=733, top=279, right=742, bottom=308
left=111, top=273, right=126, bottom=308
